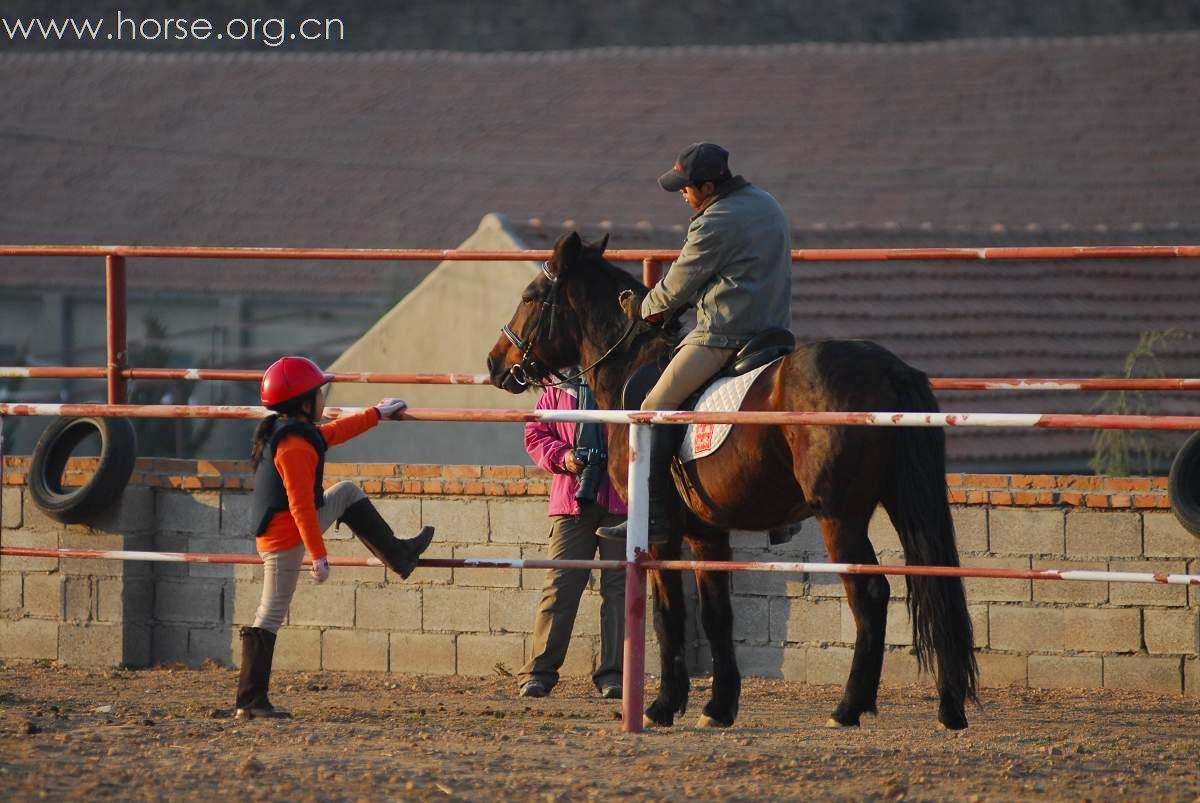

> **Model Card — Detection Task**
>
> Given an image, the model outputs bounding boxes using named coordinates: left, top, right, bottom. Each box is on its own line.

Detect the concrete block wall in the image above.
left=1, top=459, right=617, bottom=681
left=1, top=477, right=154, bottom=667
left=3, top=459, right=1198, bottom=696
left=723, top=503, right=1199, bottom=696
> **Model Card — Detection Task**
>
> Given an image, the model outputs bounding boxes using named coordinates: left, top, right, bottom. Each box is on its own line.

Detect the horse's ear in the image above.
left=587, top=233, right=610, bottom=254
left=555, top=231, right=583, bottom=273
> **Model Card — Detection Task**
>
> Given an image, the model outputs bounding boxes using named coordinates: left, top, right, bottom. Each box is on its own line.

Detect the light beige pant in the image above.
left=252, top=481, right=366, bottom=632
left=642, top=344, right=736, bottom=411
left=520, top=504, right=626, bottom=689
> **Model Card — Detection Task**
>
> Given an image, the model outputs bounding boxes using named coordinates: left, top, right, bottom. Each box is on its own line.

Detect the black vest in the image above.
left=250, top=418, right=327, bottom=536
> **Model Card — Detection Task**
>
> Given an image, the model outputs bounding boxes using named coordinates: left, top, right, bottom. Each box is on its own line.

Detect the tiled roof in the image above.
left=3, top=36, right=1198, bottom=470
left=1, top=33, right=1198, bottom=299
left=510, top=218, right=1200, bottom=471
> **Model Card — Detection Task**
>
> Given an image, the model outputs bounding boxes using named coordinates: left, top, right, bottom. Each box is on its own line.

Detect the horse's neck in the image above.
left=586, top=363, right=627, bottom=411
left=581, top=324, right=669, bottom=411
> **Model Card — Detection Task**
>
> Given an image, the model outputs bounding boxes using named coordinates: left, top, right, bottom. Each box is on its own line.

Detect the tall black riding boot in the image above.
left=339, top=498, right=435, bottom=579
left=235, top=626, right=291, bottom=720
left=596, top=425, right=682, bottom=546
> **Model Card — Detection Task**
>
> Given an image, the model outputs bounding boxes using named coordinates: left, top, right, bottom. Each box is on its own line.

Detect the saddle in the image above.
left=621, top=328, right=797, bottom=545
left=621, top=328, right=796, bottom=411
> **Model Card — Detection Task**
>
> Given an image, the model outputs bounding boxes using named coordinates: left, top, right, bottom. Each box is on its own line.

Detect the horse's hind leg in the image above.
left=819, top=514, right=890, bottom=728
left=644, top=541, right=690, bottom=728
left=690, top=533, right=741, bottom=728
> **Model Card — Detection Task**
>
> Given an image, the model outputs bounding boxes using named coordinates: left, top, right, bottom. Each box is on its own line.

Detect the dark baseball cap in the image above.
left=658, top=142, right=732, bottom=191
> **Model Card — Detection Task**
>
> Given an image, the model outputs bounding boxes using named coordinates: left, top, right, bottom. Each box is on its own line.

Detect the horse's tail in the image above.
left=887, top=367, right=978, bottom=704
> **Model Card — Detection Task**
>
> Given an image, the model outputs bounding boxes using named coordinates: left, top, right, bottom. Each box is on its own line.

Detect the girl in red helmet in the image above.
left=235, top=355, right=435, bottom=720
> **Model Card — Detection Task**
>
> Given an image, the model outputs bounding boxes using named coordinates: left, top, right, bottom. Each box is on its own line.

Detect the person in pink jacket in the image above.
left=518, top=379, right=627, bottom=699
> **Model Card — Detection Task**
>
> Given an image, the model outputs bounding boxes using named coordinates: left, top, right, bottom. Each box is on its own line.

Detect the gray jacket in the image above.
left=642, top=178, right=792, bottom=349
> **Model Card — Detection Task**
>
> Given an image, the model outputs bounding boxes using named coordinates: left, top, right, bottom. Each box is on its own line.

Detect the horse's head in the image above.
left=486, top=230, right=631, bottom=393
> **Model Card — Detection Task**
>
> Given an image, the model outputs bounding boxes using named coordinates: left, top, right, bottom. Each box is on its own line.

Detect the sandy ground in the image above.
left=2, top=662, right=1199, bottom=802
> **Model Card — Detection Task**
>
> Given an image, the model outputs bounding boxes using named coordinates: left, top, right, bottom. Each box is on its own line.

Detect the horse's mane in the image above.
left=579, top=249, right=684, bottom=343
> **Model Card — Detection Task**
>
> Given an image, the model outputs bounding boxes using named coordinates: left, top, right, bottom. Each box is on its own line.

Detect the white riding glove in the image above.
left=375, top=398, right=408, bottom=420
left=311, top=557, right=330, bottom=584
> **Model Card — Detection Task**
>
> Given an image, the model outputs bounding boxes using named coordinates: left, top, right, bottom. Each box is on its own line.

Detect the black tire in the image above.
left=28, top=417, right=137, bottom=524
left=1168, top=431, right=1200, bottom=538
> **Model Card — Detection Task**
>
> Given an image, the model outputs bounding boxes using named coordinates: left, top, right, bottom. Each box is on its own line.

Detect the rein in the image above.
left=501, top=260, right=637, bottom=388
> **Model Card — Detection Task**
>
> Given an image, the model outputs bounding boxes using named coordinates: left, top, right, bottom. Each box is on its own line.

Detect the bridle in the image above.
left=500, top=260, right=636, bottom=388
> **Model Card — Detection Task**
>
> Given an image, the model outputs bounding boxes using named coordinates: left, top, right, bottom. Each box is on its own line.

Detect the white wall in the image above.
left=327, top=214, right=541, bottom=466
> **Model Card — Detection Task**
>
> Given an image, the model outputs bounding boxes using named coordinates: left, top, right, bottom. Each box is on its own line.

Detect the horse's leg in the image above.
left=644, top=541, right=690, bottom=728
left=818, top=513, right=890, bottom=728
left=689, top=532, right=741, bottom=728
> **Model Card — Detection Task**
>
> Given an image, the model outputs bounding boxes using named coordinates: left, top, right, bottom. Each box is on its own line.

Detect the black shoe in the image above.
left=235, top=702, right=293, bottom=720
left=518, top=680, right=549, bottom=698
left=339, top=499, right=435, bottom=579
left=596, top=425, right=682, bottom=545
left=235, top=626, right=291, bottom=719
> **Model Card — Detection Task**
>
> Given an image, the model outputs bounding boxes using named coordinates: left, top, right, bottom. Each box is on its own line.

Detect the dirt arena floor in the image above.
left=2, top=662, right=1199, bottom=802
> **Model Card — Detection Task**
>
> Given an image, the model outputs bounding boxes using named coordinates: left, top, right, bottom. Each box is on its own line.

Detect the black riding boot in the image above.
left=339, top=498, right=435, bottom=580
left=235, top=626, right=291, bottom=720
left=596, top=425, right=682, bottom=546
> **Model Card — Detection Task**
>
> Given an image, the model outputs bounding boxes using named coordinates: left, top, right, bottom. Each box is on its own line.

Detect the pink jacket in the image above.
left=524, top=386, right=628, bottom=517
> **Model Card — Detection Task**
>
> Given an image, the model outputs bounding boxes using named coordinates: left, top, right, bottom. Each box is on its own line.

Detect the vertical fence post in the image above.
left=105, top=255, right=128, bottom=404
left=642, top=258, right=662, bottom=288
left=621, top=422, right=652, bottom=734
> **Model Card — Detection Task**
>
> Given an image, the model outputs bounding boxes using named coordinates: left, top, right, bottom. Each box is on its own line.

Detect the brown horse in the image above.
left=486, top=232, right=977, bottom=730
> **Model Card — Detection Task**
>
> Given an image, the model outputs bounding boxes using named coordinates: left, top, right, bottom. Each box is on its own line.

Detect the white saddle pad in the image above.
left=678, top=358, right=782, bottom=463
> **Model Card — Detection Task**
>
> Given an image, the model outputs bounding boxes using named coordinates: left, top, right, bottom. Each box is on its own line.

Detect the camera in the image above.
left=572, top=447, right=608, bottom=505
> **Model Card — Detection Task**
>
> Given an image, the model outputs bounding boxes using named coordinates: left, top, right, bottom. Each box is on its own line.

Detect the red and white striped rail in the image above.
left=5, top=402, right=1200, bottom=430
left=0, top=367, right=495, bottom=385
left=4, top=366, right=1200, bottom=392
left=2, top=547, right=1198, bottom=585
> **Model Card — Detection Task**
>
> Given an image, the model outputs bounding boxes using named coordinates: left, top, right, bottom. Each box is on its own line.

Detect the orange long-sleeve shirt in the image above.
left=255, top=407, right=381, bottom=559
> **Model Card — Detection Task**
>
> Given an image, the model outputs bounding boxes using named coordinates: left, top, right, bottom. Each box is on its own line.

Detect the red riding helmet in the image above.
left=260, top=356, right=334, bottom=409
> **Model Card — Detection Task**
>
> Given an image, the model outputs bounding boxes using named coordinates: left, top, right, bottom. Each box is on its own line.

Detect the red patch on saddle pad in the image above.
left=693, top=423, right=715, bottom=454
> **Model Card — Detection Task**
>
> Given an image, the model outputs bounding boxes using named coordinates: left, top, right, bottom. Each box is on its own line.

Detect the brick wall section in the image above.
left=2, top=457, right=1197, bottom=697
left=2, top=457, right=1174, bottom=509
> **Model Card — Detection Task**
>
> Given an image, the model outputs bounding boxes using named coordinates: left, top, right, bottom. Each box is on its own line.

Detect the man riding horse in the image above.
left=597, top=142, right=793, bottom=545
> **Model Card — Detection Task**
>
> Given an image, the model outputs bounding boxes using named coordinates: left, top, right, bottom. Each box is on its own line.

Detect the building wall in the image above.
left=2, top=459, right=1197, bottom=696
left=326, top=213, right=541, bottom=467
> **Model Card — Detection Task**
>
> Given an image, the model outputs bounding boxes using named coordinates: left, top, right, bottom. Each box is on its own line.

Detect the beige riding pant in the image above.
left=252, top=481, right=366, bottom=632
left=642, top=344, right=736, bottom=411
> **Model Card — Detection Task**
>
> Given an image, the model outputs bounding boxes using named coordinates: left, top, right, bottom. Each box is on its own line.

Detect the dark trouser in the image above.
left=520, top=504, right=625, bottom=690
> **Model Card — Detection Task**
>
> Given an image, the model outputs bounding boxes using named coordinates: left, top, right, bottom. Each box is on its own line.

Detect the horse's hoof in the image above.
left=695, top=714, right=731, bottom=729
left=824, top=716, right=859, bottom=729
left=642, top=714, right=664, bottom=729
